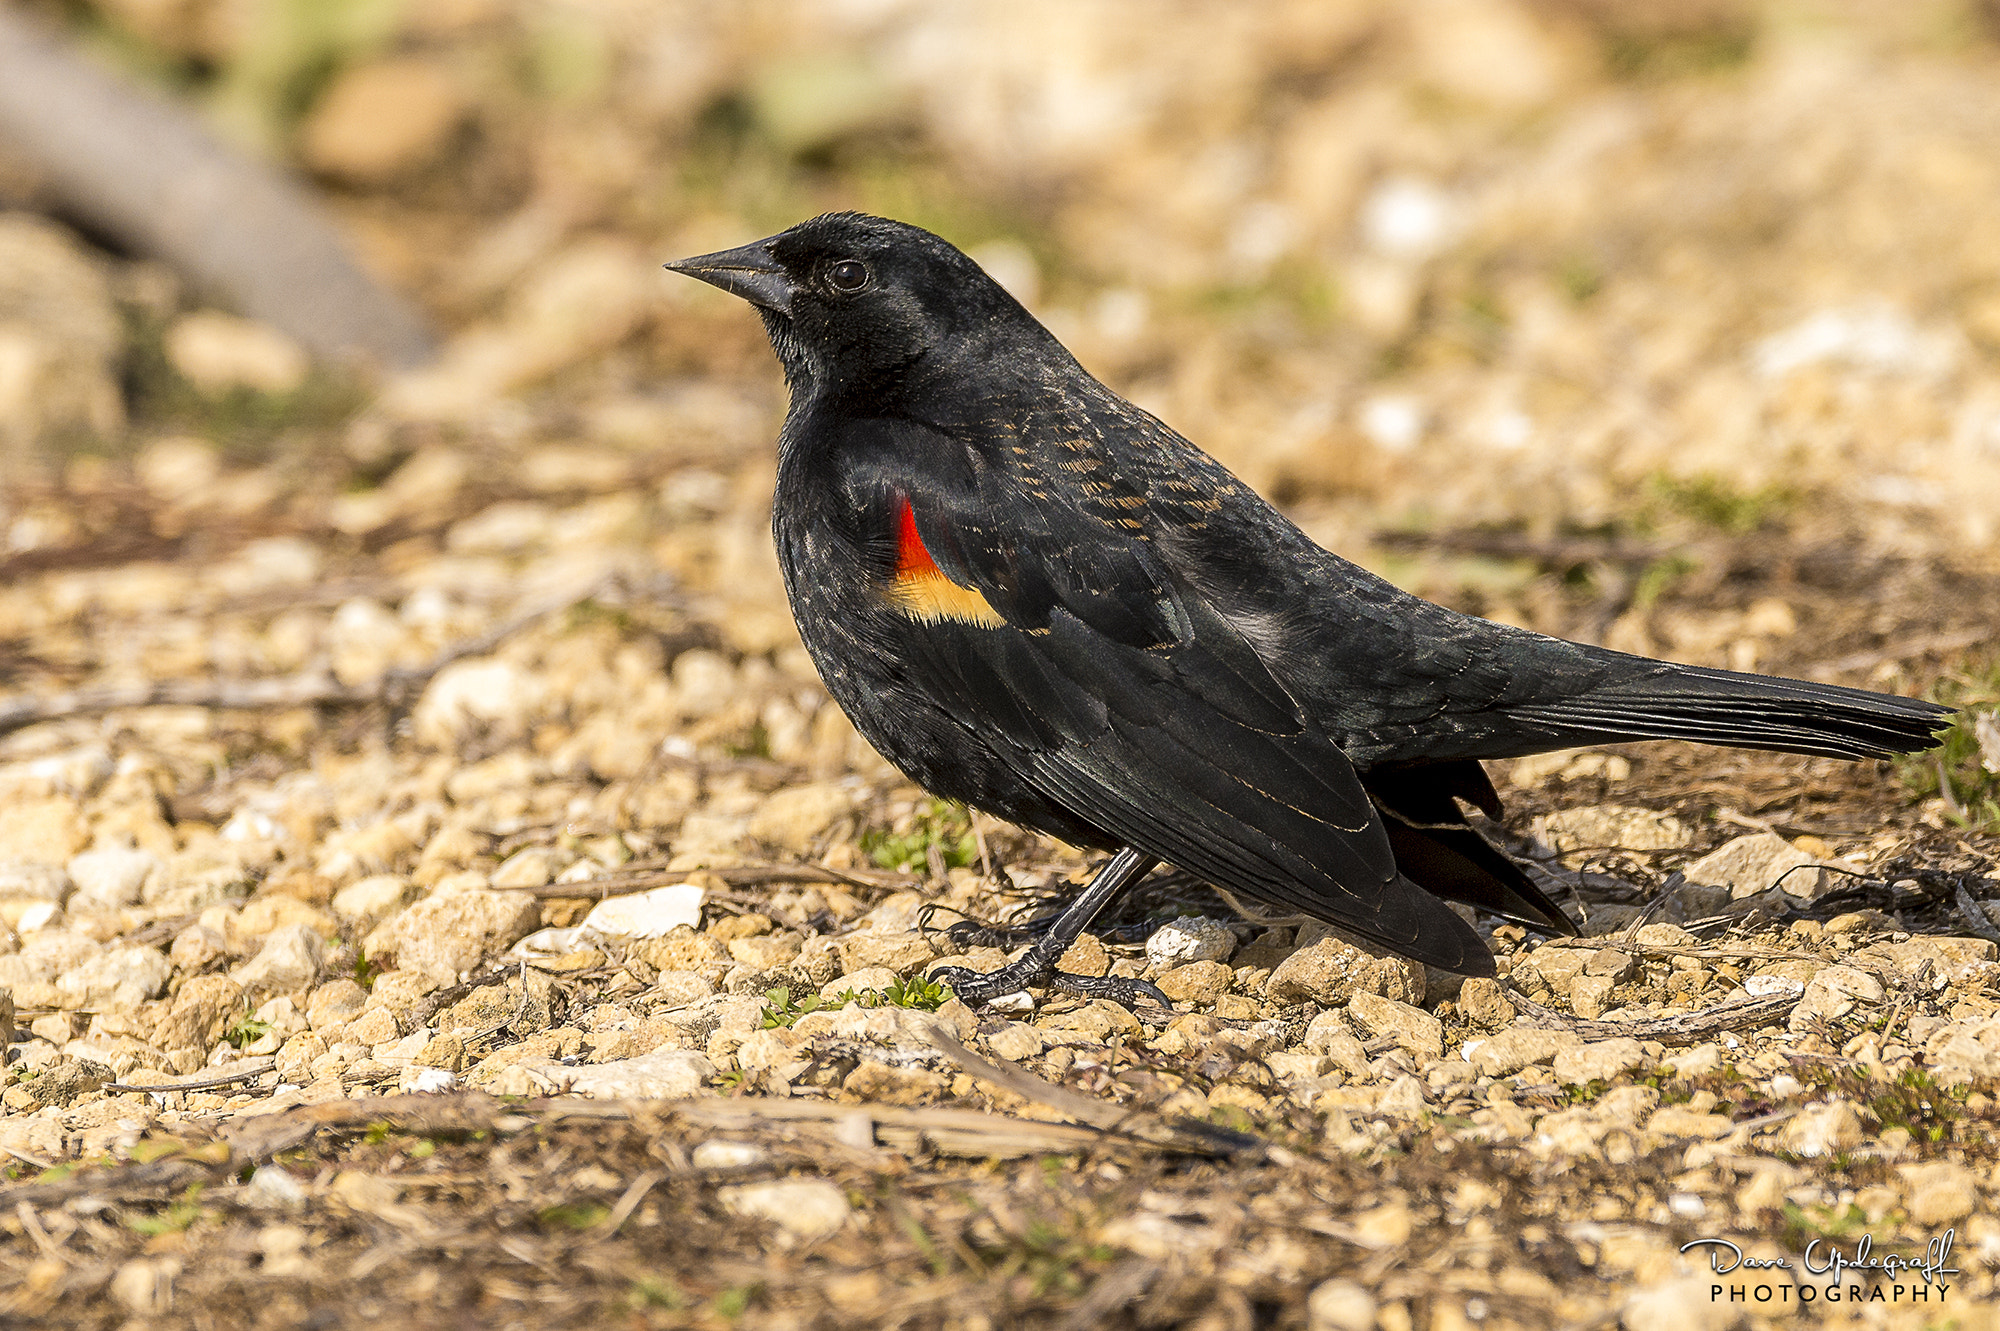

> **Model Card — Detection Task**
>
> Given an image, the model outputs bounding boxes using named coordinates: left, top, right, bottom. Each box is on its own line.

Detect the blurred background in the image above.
left=2, top=0, right=1998, bottom=774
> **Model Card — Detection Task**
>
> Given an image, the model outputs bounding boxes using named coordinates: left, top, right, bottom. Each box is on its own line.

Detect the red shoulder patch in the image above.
left=894, top=497, right=940, bottom=578
left=886, top=497, right=1002, bottom=627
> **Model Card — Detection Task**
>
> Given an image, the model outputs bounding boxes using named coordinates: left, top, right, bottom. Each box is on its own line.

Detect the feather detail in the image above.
left=888, top=497, right=1005, bottom=627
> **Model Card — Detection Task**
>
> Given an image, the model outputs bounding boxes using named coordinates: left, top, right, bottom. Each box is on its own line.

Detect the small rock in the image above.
left=331, top=875, right=413, bottom=928
left=1532, top=806, right=1692, bottom=864
left=1681, top=832, right=1827, bottom=900
left=1553, top=1038, right=1647, bottom=1085
left=109, top=1256, right=180, bottom=1316
left=244, top=1167, right=308, bottom=1210
left=692, top=1140, right=768, bottom=1169
left=0, top=859, right=70, bottom=905
left=1583, top=946, right=1635, bottom=979
left=1789, top=964, right=1884, bottom=1033
left=165, top=311, right=307, bottom=395
left=56, top=944, right=171, bottom=1012
left=583, top=885, right=705, bottom=938
left=1302, top=1011, right=1374, bottom=1078
left=538, top=1049, right=715, bottom=1099
left=1621, top=1277, right=1732, bottom=1331
left=1306, top=1278, right=1377, bottom=1331
left=65, top=847, right=158, bottom=909
left=1467, top=1027, right=1581, bottom=1076
left=1777, top=1100, right=1864, bottom=1157
left=836, top=930, right=936, bottom=976
left=655, top=970, right=716, bottom=1007
left=1156, top=960, right=1232, bottom=1004
left=842, top=1060, right=948, bottom=1105
left=982, top=1022, right=1047, bottom=1062
left=412, top=659, right=550, bottom=748
left=1900, top=1161, right=1978, bottom=1225
left=1457, top=977, right=1515, bottom=1028
left=718, top=1179, right=850, bottom=1242
left=1145, top=916, right=1235, bottom=968
left=824, top=966, right=899, bottom=998
left=746, top=783, right=855, bottom=852
left=490, top=847, right=565, bottom=890
left=1346, top=992, right=1443, bottom=1059
left=1054, top=932, right=1110, bottom=978
left=390, top=886, right=540, bottom=984
left=168, top=923, right=228, bottom=971
left=1569, top=973, right=1616, bottom=1020
left=231, top=924, right=327, bottom=1001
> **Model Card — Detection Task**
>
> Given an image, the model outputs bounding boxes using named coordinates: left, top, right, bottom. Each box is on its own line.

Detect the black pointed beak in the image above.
left=664, top=239, right=793, bottom=315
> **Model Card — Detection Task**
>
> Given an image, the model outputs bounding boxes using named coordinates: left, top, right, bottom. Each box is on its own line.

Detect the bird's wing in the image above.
left=844, top=418, right=1491, bottom=971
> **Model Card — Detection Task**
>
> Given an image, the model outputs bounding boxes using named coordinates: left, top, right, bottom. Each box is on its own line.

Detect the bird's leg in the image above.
left=930, top=846, right=1170, bottom=1010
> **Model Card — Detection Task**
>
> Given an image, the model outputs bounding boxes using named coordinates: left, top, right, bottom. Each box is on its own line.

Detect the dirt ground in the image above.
left=4, top=3, right=2000, bottom=1329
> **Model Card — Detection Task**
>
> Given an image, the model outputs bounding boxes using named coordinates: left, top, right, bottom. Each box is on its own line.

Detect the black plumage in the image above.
left=667, top=212, right=1950, bottom=997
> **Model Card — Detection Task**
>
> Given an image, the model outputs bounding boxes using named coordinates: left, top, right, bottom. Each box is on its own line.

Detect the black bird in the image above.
left=667, top=212, right=1951, bottom=1006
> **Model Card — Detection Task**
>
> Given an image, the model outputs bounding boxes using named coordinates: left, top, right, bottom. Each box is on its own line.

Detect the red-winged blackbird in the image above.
left=668, top=213, right=1950, bottom=1007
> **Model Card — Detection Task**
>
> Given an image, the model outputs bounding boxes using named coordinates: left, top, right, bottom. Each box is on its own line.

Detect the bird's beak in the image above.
left=664, top=239, right=793, bottom=315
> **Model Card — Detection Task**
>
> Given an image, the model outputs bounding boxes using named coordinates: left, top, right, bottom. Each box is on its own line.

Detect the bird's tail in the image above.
left=1502, top=653, right=1954, bottom=761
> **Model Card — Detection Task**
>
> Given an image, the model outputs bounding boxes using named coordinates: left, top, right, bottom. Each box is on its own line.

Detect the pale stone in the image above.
left=390, top=887, right=539, bottom=984
left=168, top=923, right=228, bottom=971
left=1531, top=806, right=1692, bottom=863
left=0, top=859, right=70, bottom=905
left=67, top=846, right=163, bottom=909
left=1777, top=1100, right=1864, bottom=1157
left=718, top=1179, right=850, bottom=1241
left=306, top=979, right=368, bottom=1032
left=1346, top=992, right=1443, bottom=1059
left=1144, top=916, right=1235, bottom=968
left=1467, top=1027, right=1581, bottom=1076
left=1681, top=832, right=1827, bottom=900
left=1553, top=1038, right=1647, bottom=1085
left=982, top=1022, right=1047, bottom=1062
left=231, top=924, right=326, bottom=1001
left=55, top=944, right=171, bottom=1011
left=534, top=1049, right=715, bottom=1098
left=1156, top=960, right=1232, bottom=1004
left=166, top=311, right=307, bottom=395
left=746, top=783, right=855, bottom=852
left=582, top=884, right=705, bottom=938
left=1307, top=1278, right=1377, bottom=1331
left=836, top=930, right=936, bottom=976
left=1900, top=1161, right=1978, bottom=1225
left=332, top=874, right=413, bottom=927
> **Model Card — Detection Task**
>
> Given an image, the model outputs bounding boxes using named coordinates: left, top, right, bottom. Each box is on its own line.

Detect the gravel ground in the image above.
left=5, top=2, right=2000, bottom=1328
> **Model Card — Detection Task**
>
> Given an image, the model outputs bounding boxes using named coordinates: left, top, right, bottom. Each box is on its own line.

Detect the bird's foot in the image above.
left=931, top=961, right=1171, bottom=1013
left=942, top=914, right=1055, bottom=950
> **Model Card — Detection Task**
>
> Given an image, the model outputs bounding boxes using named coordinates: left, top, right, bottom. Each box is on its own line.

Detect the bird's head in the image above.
left=666, top=212, right=1052, bottom=401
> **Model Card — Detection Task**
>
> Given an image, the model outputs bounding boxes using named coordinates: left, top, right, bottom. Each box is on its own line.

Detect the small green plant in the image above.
left=1896, top=660, right=2000, bottom=831
left=127, top=1185, right=206, bottom=1237
left=713, top=1283, right=762, bottom=1319
left=759, top=975, right=949, bottom=1028
left=223, top=1013, right=272, bottom=1049
left=538, top=1201, right=610, bottom=1231
left=861, top=799, right=977, bottom=872
left=627, top=1277, right=687, bottom=1311
left=1644, top=472, right=1794, bottom=535
left=1780, top=1201, right=1869, bottom=1247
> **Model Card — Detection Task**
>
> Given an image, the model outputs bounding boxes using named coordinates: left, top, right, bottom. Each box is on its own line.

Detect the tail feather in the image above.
left=1507, top=659, right=1953, bottom=761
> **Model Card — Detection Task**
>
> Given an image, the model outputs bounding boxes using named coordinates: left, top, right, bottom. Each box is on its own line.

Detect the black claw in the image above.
left=1048, top=972, right=1174, bottom=1009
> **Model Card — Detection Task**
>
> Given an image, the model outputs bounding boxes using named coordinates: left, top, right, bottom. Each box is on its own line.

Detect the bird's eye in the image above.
left=827, top=259, right=870, bottom=292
